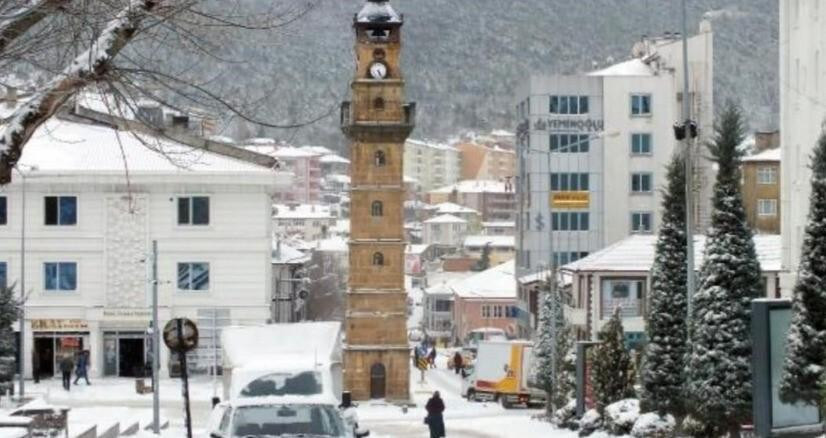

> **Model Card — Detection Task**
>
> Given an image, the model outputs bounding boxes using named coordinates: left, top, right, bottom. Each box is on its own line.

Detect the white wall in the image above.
left=781, top=0, right=826, bottom=289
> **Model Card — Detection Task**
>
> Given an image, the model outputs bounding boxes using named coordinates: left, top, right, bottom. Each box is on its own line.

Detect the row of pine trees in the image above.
left=534, top=102, right=826, bottom=436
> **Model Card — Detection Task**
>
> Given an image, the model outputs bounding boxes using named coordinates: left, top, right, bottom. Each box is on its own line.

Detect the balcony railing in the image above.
left=340, top=101, right=416, bottom=134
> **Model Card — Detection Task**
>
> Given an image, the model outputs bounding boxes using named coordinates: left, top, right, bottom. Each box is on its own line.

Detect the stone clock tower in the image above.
left=341, top=0, right=415, bottom=401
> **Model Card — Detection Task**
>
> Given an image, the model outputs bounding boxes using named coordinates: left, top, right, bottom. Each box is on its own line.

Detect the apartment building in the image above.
left=404, top=139, right=461, bottom=192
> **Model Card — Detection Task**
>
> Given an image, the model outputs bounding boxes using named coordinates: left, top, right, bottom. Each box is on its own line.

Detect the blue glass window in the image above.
left=0, top=262, right=7, bottom=289
left=178, top=197, right=210, bottom=225
left=44, top=196, right=77, bottom=225
left=0, top=196, right=6, bottom=225
left=551, top=212, right=590, bottom=231
left=178, top=262, right=210, bottom=291
left=631, top=94, right=652, bottom=116
left=549, top=96, right=589, bottom=115
left=632, top=212, right=653, bottom=233
left=44, top=262, right=77, bottom=291
left=631, top=173, right=653, bottom=193
left=631, top=133, right=652, bottom=154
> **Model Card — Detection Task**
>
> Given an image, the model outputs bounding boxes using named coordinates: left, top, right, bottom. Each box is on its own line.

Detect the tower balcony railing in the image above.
left=340, top=101, right=417, bottom=134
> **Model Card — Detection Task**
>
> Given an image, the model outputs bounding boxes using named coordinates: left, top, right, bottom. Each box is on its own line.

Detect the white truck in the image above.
left=207, top=322, right=369, bottom=438
left=460, top=340, right=546, bottom=409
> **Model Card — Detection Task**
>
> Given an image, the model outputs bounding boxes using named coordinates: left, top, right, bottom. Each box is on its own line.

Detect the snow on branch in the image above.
left=0, top=0, right=68, bottom=56
left=0, top=0, right=163, bottom=184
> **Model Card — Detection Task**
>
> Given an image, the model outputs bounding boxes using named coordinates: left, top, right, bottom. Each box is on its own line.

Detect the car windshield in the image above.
left=240, top=371, right=323, bottom=398
left=232, top=404, right=345, bottom=437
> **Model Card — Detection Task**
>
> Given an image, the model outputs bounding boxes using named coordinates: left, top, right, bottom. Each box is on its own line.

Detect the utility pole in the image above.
left=151, top=240, right=160, bottom=435
left=546, top=151, right=557, bottom=409
left=681, top=0, right=696, bottom=332
left=18, top=169, right=25, bottom=398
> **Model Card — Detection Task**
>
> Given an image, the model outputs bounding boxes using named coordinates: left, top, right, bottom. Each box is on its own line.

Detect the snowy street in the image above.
left=7, top=352, right=589, bottom=438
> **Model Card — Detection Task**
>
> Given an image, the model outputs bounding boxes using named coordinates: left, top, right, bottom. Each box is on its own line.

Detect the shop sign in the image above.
left=533, top=117, right=604, bottom=133
left=31, top=319, right=88, bottom=331
left=551, top=191, right=590, bottom=209
left=102, top=309, right=152, bottom=320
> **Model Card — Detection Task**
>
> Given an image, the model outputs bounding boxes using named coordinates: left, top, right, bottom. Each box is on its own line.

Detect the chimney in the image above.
left=754, top=131, right=781, bottom=152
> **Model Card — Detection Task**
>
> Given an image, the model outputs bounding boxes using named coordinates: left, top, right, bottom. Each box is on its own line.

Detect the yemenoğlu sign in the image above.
left=533, top=118, right=604, bottom=133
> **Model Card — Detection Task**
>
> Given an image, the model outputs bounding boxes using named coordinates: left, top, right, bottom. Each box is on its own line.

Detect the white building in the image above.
left=515, top=22, right=714, bottom=276
left=422, top=214, right=469, bottom=247
left=272, top=203, right=337, bottom=241
left=404, top=139, right=461, bottom=192
left=0, top=118, right=285, bottom=379
left=780, top=0, right=826, bottom=291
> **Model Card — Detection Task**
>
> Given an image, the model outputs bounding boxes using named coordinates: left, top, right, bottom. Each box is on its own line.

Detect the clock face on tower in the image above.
left=369, top=62, right=388, bottom=79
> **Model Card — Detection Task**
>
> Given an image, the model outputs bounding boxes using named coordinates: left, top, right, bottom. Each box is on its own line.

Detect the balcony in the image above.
left=340, top=101, right=416, bottom=140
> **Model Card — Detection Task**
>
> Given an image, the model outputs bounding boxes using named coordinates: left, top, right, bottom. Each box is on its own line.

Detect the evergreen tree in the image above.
left=532, top=277, right=574, bottom=415
left=591, top=307, right=635, bottom=414
left=0, top=285, right=19, bottom=390
left=474, top=243, right=492, bottom=271
left=685, top=102, right=763, bottom=436
left=780, top=129, right=826, bottom=405
left=640, top=153, right=689, bottom=417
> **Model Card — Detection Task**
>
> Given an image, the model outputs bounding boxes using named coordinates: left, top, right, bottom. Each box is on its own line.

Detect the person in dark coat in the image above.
left=73, top=351, right=90, bottom=385
left=428, top=346, right=437, bottom=369
left=425, top=391, right=446, bottom=438
left=452, top=351, right=464, bottom=375
left=59, top=355, right=73, bottom=391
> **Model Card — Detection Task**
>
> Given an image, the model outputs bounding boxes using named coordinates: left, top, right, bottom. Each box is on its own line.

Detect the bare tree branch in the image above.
left=0, top=0, right=69, bottom=57
left=0, top=0, right=164, bottom=183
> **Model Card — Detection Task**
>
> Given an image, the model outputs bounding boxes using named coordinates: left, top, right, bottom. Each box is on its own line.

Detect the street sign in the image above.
left=163, top=318, right=199, bottom=353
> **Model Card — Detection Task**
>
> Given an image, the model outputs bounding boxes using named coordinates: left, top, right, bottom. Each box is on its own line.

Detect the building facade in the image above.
left=780, top=0, right=826, bottom=291
left=741, top=148, right=781, bottom=234
left=0, top=118, right=282, bottom=380
left=403, top=139, right=461, bottom=192
left=515, top=23, right=714, bottom=278
left=456, top=141, right=516, bottom=182
left=272, top=203, right=337, bottom=241
left=427, top=180, right=516, bottom=222
left=340, top=0, right=414, bottom=402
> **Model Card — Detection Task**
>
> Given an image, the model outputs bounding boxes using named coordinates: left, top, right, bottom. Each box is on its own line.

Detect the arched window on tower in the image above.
left=375, top=150, right=386, bottom=167
left=371, top=201, right=383, bottom=217
left=374, top=97, right=385, bottom=110
left=372, top=252, right=385, bottom=266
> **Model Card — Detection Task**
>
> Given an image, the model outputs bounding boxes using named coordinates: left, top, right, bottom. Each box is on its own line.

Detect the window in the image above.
left=178, top=262, right=210, bottom=291
left=551, top=173, right=589, bottom=191
left=372, top=252, right=384, bottom=266
left=481, top=305, right=491, bottom=318
left=44, top=262, right=77, bottom=291
left=601, top=278, right=645, bottom=318
left=550, top=96, right=589, bottom=115
left=0, top=262, right=6, bottom=289
left=178, top=196, right=210, bottom=225
left=757, top=167, right=778, bottom=185
left=552, top=212, right=590, bottom=231
left=758, top=199, right=778, bottom=216
left=493, top=306, right=504, bottom=318
left=44, top=196, right=77, bottom=225
left=631, top=94, right=652, bottom=116
left=631, top=212, right=653, bottom=233
left=631, top=133, right=652, bottom=154
left=434, top=300, right=451, bottom=312
left=375, top=150, right=386, bottom=167
left=371, top=201, right=383, bottom=217
left=550, top=134, right=590, bottom=153
left=0, top=196, right=6, bottom=225
left=373, top=97, right=385, bottom=110
left=631, top=173, right=653, bottom=193
left=553, top=252, right=589, bottom=267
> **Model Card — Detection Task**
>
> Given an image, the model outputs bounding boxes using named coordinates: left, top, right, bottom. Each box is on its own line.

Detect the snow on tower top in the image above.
left=357, top=0, right=402, bottom=24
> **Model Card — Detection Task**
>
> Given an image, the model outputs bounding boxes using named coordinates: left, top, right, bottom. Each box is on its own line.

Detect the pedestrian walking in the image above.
left=73, top=351, right=91, bottom=385
left=59, top=355, right=73, bottom=391
left=452, top=351, right=464, bottom=375
left=428, top=345, right=437, bottom=369
left=425, top=391, right=446, bottom=438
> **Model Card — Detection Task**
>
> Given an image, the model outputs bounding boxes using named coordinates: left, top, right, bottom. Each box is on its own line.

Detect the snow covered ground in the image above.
left=5, top=352, right=594, bottom=437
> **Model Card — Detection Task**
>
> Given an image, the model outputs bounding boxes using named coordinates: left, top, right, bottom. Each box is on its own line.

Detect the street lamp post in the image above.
left=680, top=0, right=697, bottom=332
left=15, top=167, right=26, bottom=399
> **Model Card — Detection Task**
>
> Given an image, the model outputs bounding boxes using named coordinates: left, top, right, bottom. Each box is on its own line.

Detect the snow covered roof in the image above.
left=424, top=214, right=468, bottom=225
left=356, top=1, right=402, bottom=24
left=451, top=260, right=517, bottom=299
left=430, top=180, right=513, bottom=194
left=482, top=221, right=516, bottom=228
left=424, top=271, right=474, bottom=296
left=319, top=154, right=350, bottom=164
left=221, top=322, right=342, bottom=370
left=315, top=236, right=348, bottom=252
left=272, top=146, right=320, bottom=158
left=491, top=129, right=515, bottom=137
left=406, top=244, right=430, bottom=255
left=301, top=145, right=335, bottom=156
left=463, top=235, right=515, bottom=249
left=273, top=204, right=334, bottom=219
left=17, top=118, right=271, bottom=175
left=325, top=174, right=351, bottom=184
left=562, top=234, right=782, bottom=273
left=742, top=148, right=781, bottom=162
left=588, top=58, right=656, bottom=77
left=431, top=202, right=479, bottom=215
left=406, top=138, right=457, bottom=152
left=244, top=137, right=277, bottom=146
left=272, top=240, right=310, bottom=265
